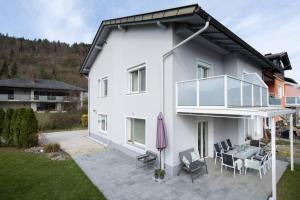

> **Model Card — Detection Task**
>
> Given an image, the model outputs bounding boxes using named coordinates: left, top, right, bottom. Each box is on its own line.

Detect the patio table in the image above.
left=227, top=145, right=259, bottom=160
left=227, top=145, right=260, bottom=173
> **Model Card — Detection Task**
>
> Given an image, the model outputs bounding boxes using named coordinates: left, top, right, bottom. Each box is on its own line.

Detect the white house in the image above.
left=80, top=5, right=295, bottom=200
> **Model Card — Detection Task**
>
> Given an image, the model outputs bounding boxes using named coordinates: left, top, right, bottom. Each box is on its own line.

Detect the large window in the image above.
left=98, top=114, right=107, bottom=133
left=127, top=117, right=145, bottom=146
left=129, top=66, right=146, bottom=93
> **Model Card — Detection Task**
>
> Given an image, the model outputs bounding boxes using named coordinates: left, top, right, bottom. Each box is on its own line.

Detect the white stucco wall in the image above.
left=88, top=24, right=174, bottom=164
left=88, top=24, right=266, bottom=173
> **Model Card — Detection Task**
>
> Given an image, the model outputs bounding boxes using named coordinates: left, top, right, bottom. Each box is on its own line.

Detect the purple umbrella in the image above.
left=156, top=112, right=167, bottom=169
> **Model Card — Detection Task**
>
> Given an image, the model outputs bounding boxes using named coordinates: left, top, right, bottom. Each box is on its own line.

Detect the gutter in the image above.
left=161, top=18, right=210, bottom=114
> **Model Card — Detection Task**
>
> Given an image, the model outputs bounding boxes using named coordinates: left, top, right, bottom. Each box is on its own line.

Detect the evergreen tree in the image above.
left=12, top=108, right=26, bottom=147
left=0, top=61, right=9, bottom=78
left=10, top=62, right=18, bottom=78
left=3, top=109, right=13, bottom=146
left=18, top=108, right=38, bottom=147
left=0, top=109, right=5, bottom=145
left=39, top=68, right=50, bottom=79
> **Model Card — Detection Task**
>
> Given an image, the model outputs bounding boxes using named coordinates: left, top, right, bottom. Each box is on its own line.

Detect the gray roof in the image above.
left=265, top=52, right=292, bottom=70
left=80, top=4, right=279, bottom=75
left=0, top=78, right=85, bottom=91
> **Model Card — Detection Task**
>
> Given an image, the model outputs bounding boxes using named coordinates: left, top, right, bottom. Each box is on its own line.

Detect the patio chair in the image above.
left=220, top=141, right=229, bottom=151
left=177, top=148, right=208, bottom=183
left=214, top=143, right=223, bottom=165
left=250, top=140, right=260, bottom=147
left=226, top=139, right=235, bottom=150
left=221, top=153, right=242, bottom=177
left=244, top=157, right=266, bottom=179
left=136, top=150, right=157, bottom=169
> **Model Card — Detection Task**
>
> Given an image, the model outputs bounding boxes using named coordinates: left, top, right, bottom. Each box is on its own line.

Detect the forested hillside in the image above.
left=0, top=33, right=90, bottom=89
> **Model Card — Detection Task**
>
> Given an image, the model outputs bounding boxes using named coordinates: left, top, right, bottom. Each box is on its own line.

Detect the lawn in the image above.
left=277, top=164, right=300, bottom=200
left=0, top=148, right=106, bottom=200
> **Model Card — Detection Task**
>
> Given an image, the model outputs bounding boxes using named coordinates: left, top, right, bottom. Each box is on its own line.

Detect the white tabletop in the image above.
left=227, top=146, right=259, bottom=160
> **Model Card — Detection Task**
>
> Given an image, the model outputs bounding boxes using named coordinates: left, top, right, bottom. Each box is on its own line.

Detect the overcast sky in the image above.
left=0, top=0, right=299, bottom=82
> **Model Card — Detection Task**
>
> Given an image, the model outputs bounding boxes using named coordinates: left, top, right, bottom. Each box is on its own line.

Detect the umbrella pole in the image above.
left=159, top=150, right=162, bottom=170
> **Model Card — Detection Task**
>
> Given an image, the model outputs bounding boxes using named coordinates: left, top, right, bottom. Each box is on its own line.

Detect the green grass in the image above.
left=0, top=148, right=106, bottom=200
left=278, top=164, right=300, bottom=200
left=276, top=140, right=300, bottom=148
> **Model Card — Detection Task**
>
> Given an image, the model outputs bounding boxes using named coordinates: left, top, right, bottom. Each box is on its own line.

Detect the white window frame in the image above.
left=196, top=59, right=213, bottom=79
left=127, top=63, right=146, bottom=94
left=278, top=85, right=283, bottom=98
left=98, top=114, right=108, bottom=134
left=125, top=116, right=146, bottom=150
left=98, top=77, right=108, bottom=98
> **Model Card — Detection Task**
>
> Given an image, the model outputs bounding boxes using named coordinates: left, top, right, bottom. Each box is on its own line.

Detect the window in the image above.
left=129, top=66, right=146, bottom=93
left=197, top=61, right=212, bottom=79
left=102, top=78, right=108, bottom=97
left=37, top=103, right=56, bottom=111
left=98, top=114, right=107, bottom=133
left=278, top=85, right=283, bottom=98
left=127, top=118, right=145, bottom=146
left=98, top=78, right=108, bottom=97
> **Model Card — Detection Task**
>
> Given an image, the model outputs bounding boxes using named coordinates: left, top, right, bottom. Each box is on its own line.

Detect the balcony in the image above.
left=286, top=96, right=300, bottom=106
left=0, top=94, right=31, bottom=101
left=0, top=94, right=79, bottom=102
left=176, top=74, right=268, bottom=109
left=269, top=97, right=281, bottom=106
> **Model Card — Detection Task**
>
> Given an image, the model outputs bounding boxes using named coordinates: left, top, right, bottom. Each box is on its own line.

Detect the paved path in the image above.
left=41, top=131, right=288, bottom=200
left=40, top=130, right=105, bottom=156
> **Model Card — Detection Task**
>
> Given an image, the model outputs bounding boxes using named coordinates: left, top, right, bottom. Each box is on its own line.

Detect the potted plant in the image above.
left=154, top=169, right=160, bottom=180
left=159, top=169, right=165, bottom=180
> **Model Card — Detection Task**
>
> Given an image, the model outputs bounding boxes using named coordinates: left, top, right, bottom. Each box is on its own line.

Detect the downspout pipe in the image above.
left=159, top=18, right=210, bottom=171
left=161, top=18, right=210, bottom=114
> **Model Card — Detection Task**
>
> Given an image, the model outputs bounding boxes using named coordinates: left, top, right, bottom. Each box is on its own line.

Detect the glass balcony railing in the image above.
left=286, top=97, right=300, bottom=106
left=0, top=94, right=31, bottom=101
left=269, top=97, right=281, bottom=106
left=176, top=75, right=269, bottom=108
left=0, top=94, right=79, bottom=102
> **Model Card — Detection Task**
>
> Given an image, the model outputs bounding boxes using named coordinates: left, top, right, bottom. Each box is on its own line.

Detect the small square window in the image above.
left=98, top=114, right=107, bottom=133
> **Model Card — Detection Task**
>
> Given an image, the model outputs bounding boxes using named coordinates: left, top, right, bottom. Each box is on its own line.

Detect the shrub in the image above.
left=81, top=114, right=88, bottom=128
left=36, top=111, right=82, bottom=131
left=2, top=109, right=14, bottom=145
left=44, top=143, right=60, bottom=153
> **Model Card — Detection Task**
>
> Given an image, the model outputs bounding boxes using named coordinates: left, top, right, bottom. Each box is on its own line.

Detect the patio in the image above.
left=73, top=147, right=288, bottom=200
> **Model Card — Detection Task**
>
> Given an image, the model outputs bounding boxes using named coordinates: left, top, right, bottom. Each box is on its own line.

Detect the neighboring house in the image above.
left=284, top=79, right=300, bottom=125
left=263, top=52, right=299, bottom=125
left=263, top=52, right=292, bottom=108
left=0, top=78, right=85, bottom=112
left=80, top=4, right=295, bottom=199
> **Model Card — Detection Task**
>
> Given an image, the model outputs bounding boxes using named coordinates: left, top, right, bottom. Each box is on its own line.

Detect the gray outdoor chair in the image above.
left=136, top=150, right=157, bottom=169
left=177, top=148, right=208, bottom=183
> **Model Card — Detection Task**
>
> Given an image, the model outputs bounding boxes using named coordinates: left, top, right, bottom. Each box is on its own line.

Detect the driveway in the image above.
left=40, top=130, right=105, bottom=156
left=41, top=131, right=288, bottom=200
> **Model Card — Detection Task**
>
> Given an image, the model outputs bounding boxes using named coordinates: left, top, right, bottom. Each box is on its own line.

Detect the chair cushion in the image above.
left=190, top=160, right=202, bottom=170
left=191, top=151, right=200, bottom=162
left=182, top=155, right=190, bottom=168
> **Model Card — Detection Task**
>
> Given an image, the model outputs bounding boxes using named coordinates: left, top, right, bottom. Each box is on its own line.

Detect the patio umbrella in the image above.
left=156, top=112, right=168, bottom=170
